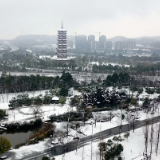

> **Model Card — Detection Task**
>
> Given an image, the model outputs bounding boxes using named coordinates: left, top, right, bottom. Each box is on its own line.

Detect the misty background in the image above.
left=0, top=0, right=160, bottom=39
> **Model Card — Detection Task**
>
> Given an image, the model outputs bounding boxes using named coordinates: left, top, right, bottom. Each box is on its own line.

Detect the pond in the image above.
left=0, top=131, right=34, bottom=148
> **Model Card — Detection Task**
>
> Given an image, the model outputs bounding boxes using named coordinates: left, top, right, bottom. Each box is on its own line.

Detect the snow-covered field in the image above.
left=54, top=125, right=160, bottom=160
left=2, top=87, right=160, bottom=159
left=89, top=61, right=130, bottom=67
left=10, top=123, right=160, bottom=160
left=0, top=89, right=81, bottom=123
left=0, top=90, right=49, bottom=105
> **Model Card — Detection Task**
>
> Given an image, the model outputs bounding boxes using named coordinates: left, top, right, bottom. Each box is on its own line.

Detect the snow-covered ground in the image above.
left=54, top=125, right=160, bottom=160
left=5, top=99, right=77, bottom=123
left=1, top=87, right=160, bottom=127
left=89, top=61, right=130, bottom=67
left=3, top=87, right=160, bottom=159
left=10, top=123, right=160, bottom=160
left=0, top=90, right=49, bottom=105
left=0, top=89, right=81, bottom=123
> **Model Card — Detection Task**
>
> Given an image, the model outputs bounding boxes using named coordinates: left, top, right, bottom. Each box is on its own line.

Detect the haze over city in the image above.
left=0, top=0, right=160, bottom=39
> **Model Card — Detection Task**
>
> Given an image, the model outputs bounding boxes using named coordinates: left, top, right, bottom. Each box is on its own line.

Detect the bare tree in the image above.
left=81, top=145, right=85, bottom=160
left=143, top=121, right=149, bottom=154
left=91, top=122, right=93, bottom=160
left=126, top=111, right=131, bottom=132
left=32, top=105, right=43, bottom=119
left=155, top=123, right=160, bottom=155
left=150, top=123, right=154, bottom=159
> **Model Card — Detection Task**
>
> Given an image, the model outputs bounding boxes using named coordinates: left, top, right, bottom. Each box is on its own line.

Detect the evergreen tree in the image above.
left=0, top=136, right=11, bottom=154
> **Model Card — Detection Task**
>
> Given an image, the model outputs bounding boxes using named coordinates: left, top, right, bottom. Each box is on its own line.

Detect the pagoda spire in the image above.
left=61, top=21, right=63, bottom=29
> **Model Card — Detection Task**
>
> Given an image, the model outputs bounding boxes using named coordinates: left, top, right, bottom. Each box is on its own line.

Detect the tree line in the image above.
left=103, top=72, right=130, bottom=86
left=0, top=71, right=74, bottom=93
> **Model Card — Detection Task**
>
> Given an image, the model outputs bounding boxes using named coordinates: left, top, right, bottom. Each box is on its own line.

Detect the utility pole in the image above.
left=91, top=122, right=93, bottom=160
left=75, top=32, right=77, bottom=49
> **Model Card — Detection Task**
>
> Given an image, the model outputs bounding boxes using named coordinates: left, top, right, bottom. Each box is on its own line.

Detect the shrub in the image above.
left=105, top=144, right=123, bottom=160
left=70, top=96, right=79, bottom=106
left=42, top=156, right=50, bottom=160
left=28, top=138, right=39, bottom=145
left=0, top=136, right=11, bottom=154
left=99, top=142, right=106, bottom=152
left=5, top=118, right=42, bottom=132
left=43, top=94, right=52, bottom=104
left=59, top=97, right=66, bottom=105
left=0, top=109, right=6, bottom=119
left=92, top=107, right=111, bottom=112
left=106, top=139, right=113, bottom=146
left=146, top=88, right=154, bottom=94
left=59, top=87, right=68, bottom=97
left=131, top=98, right=137, bottom=105
left=15, top=142, right=27, bottom=149
left=121, top=114, right=125, bottom=120
left=124, top=132, right=130, bottom=138
left=112, top=136, right=123, bottom=142
left=50, top=112, right=84, bottom=122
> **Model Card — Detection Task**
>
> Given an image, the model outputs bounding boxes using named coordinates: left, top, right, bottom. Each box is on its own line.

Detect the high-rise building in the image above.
left=88, top=35, right=95, bottom=42
left=67, top=40, right=73, bottom=48
left=87, top=35, right=95, bottom=51
left=57, top=23, right=67, bottom=58
left=122, top=41, right=136, bottom=50
left=115, top=41, right=123, bottom=50
left=99, top=35, right=106, bottom=49
left=128, top=41, right=136, bottom=50
left=104, top=41, right=112, bottom=50
left=91, top=41, right=99, bottom=51
left=75, top=35, right=87, bottom=50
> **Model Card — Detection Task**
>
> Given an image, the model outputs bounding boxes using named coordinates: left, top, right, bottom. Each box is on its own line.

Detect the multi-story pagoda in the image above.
left=57, top=23, right=67, bottom=58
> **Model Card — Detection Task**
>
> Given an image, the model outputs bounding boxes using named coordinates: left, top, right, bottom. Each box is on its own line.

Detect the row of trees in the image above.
left=143, top=122, right=160, bottom=159
left=92, top=62, right=160, bottom=75
left=103, top=72, right=130, bottom=86
left=0, top=71, right=74, bottom=94
left=92, top=64, right=128, bottom=73
left=9, top=92, right=67, bottom=108
left=9, top=94, right=52, bottom=108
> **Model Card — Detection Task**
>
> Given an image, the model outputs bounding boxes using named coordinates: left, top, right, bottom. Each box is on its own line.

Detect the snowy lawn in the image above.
left=0, top=88, right=81, bottom=123
left=12, top=123, right=160, bottom=160
left=55, top=124, right=160, bottom=160
left=3, top=98, right=76, bottom=123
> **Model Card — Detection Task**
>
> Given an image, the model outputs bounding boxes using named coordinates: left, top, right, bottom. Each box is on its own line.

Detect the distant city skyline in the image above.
left=0, top=0, right=160, bottom=39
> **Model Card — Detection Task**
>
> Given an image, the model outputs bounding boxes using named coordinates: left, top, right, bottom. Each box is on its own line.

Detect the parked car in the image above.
left=51, top=140, right=59, bottom=145
left=73, top=137, right=79, bottom=140
left=0, top=155, right=8, bottom=159
left=97, top=119, right=106, bottom=122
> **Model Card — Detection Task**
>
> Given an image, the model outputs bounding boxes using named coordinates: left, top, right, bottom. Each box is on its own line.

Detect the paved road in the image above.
left=9, top=115, right=160, bottom=160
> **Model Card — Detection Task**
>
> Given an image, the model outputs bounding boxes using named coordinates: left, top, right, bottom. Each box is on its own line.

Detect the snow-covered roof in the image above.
left=0, top=103, right=9, bottom=110
left=52, top=96, right=59, bottom=101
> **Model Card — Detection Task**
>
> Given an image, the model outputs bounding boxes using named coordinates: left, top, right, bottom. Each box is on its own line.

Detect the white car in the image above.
left=0, top=155, right=8, bottom=159
left=51, top=141, right=59, bottom=145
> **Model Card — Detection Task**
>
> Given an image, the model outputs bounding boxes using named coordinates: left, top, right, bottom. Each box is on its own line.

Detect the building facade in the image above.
left=99, top=35, right=106, bottom=49
left=91, top=41, right=99, bottom=51
left=104, top=41, right=112, bottom=50
left=87, top=35, right=95, bottom=51
left=75, top=35, right=87, bottom=51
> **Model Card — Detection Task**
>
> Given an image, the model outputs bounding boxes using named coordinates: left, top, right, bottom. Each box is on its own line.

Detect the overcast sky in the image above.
left=0, top=0, right=160, bottom=39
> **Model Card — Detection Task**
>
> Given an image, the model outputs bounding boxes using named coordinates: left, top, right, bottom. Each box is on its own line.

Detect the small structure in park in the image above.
left=51, top=96, right=59, bottom=104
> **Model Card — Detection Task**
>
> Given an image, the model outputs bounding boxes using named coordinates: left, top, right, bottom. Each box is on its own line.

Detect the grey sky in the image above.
left=0, top=0, right=160, bottom=39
